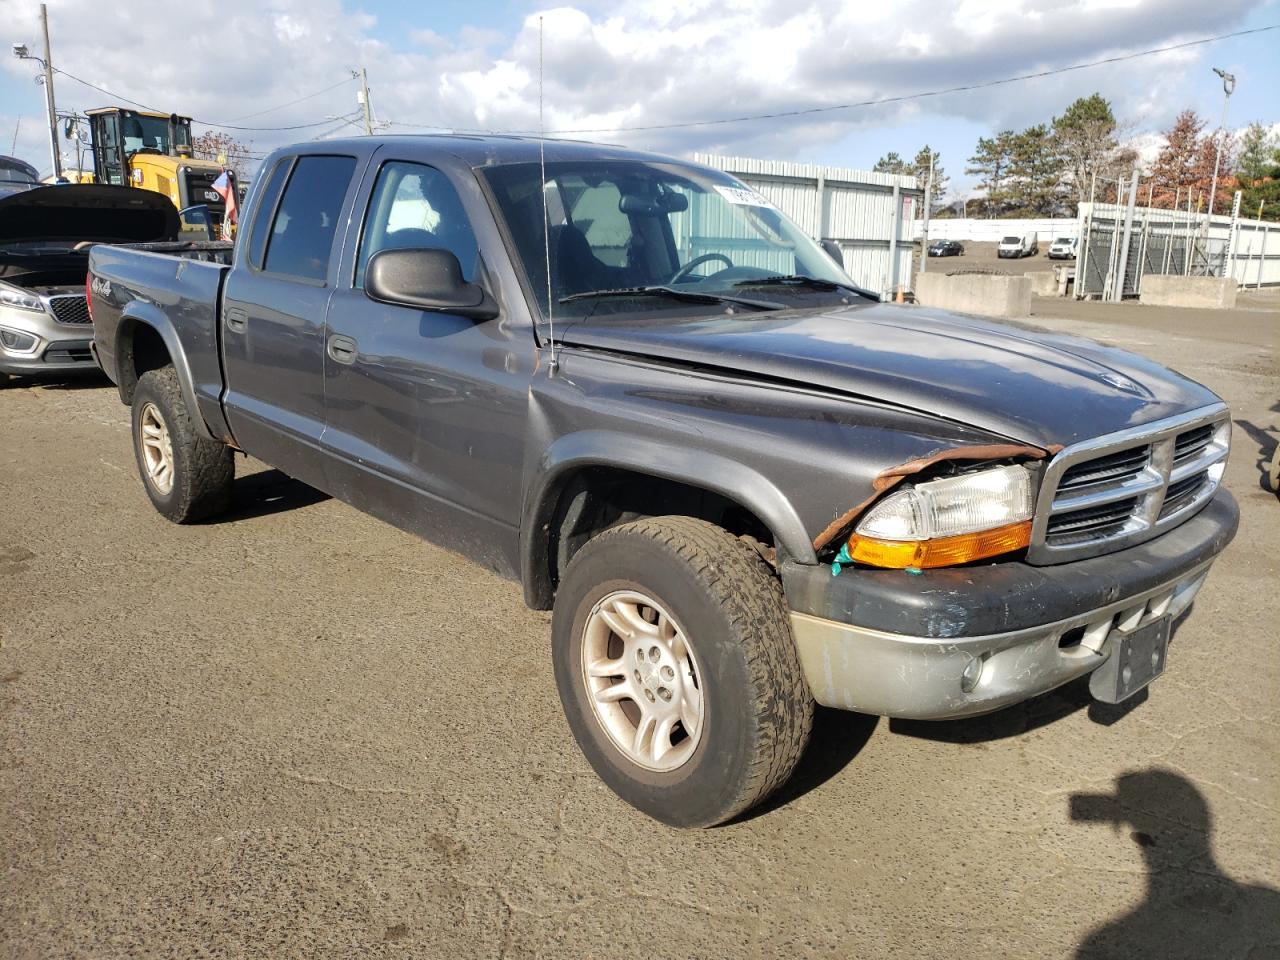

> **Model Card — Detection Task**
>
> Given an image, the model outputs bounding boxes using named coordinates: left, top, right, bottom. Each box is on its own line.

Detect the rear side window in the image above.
left=246, top=159, right=292, bottom=269
left=263, top=155, right=357, bottom=283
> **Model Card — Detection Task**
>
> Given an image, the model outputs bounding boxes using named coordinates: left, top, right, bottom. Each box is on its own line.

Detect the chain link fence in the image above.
left=1076, top=199, right=1276, bottom=300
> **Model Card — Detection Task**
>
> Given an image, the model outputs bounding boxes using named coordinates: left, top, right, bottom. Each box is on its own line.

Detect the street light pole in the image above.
left=1207, top=67, right=1235, bottom=220
left=12, top=5, right=62, bottom=178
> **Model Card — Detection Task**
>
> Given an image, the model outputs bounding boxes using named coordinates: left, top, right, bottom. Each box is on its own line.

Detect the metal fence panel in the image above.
left=1077, top=201, right=1277, bottom=298
left=693, top=153, right=921, bottom=298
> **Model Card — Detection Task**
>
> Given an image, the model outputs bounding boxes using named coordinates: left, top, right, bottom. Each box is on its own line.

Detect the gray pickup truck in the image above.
left=88, top=136, right=1238, bottom=827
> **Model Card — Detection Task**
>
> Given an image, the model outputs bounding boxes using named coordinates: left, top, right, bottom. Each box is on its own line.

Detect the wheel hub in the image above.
left=581, top=590, right=705, bottom=772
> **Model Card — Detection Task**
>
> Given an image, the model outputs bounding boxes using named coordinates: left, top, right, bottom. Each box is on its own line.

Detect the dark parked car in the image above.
left=87, top=136, right=1237, bottom=827
left=927, top=239, right=963, bottom=257
left=0, top=155, right=40, bottom=198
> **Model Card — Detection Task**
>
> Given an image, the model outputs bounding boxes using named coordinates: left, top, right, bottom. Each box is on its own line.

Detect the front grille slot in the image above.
left=1029, top=407, right=1229, bottom=564
left=1057, top=445, right=1149, bottom=492
left=1160, top=473, right=1206, bottom=519
left=1173, top=425, right=1214, bottom=466
left=48, top=294, right=91, bottom=325
left=1046, top=497, right=1139, bottom=544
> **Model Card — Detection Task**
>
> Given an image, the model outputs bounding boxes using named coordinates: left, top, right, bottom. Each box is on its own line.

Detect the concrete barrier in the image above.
left=1139, top=276, right=1238, bottom=309
left=914, top=272, right=1032, bottom=318
left=1025, top=271, right=1059, bottom=297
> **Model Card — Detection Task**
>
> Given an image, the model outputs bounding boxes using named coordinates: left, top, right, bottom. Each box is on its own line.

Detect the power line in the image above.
left=49, top=67, right=350, bottom=131
left=386, top=22, right=1280, bottom=137
left=221, top=76, right=357, bottom=123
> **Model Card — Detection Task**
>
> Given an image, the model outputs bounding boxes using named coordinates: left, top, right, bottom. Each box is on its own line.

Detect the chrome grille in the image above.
left=47, top=294, right=91, bottom=325
left=1027, top=405, right=1230, bottom=564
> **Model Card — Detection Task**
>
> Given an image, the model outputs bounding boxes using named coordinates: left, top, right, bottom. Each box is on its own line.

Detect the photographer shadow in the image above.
left=1071, top=769, right=1280, bottom=959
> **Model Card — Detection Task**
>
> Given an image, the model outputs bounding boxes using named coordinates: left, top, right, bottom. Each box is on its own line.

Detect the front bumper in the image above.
left=782, top=489, right=1238, bottom=719
left=0, top=303, right=97, bottom=375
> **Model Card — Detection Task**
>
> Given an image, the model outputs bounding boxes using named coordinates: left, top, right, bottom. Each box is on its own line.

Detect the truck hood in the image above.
left=556, top=304, right=1220, bottom=448
left=0, top=184, right=179, bottom=246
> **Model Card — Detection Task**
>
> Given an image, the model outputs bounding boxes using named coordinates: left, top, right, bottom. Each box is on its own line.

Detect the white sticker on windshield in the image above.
left=714, top=184, right=773, bottom=207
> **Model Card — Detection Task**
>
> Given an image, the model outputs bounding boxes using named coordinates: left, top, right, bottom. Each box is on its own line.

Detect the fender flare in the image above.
left=520, top=429, right=816, bottom=608
left=114, top=302, right=216, bottom=441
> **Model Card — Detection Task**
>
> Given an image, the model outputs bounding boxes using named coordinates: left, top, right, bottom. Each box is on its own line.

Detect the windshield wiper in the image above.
left=733, top=274, right=879, bottom=301
left=559, top=285, right=783, bottom=311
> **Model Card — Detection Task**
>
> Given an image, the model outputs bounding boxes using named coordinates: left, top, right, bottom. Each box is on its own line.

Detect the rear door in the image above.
left=220, top=153, right=358, bottom=486
left=319, top=152, right=532, bottom=575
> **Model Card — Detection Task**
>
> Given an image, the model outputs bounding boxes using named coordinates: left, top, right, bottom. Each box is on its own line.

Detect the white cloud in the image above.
left=0, top=0, right=1270, bottom=179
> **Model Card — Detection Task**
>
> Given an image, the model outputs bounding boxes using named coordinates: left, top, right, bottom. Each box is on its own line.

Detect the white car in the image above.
left=1049, top=237, right=1078, bottom=260
left=998, top=233, right=1038, bottom=259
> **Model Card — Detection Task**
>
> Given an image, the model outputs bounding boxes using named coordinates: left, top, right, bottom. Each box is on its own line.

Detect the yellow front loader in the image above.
left=85, top=107, right=231, bottom=235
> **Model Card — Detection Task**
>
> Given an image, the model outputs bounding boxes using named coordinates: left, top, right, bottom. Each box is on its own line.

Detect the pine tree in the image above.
left=912, top=146, right=949, bottom=209
left=965, top=131, right=1016, bottom=217
left=1004, top=124, right=1065, bottom=216
left=1236, top=123, right=1278, bottom=182
left=1052, top=93, right=1125, bottom=212
left=873, top=152, right=908, bottom=176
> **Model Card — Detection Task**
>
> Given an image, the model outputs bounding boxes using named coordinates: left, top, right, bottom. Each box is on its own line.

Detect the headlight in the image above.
left=0, top=285, right=44, bottom=313
left=846, top=464, right=1035, bottom=569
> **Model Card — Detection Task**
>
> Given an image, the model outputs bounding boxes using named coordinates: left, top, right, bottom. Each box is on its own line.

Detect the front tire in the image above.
left=131, top=366, right=233, bottom=523
left=552, top=517, right=813, bottom=827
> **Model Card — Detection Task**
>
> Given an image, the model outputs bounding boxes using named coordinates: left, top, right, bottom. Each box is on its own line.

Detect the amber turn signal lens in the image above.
left=846, top=520, right=1033, bottom=569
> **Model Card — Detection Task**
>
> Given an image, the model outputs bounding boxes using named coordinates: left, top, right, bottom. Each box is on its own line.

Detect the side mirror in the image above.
left=365, top=248, right=498, bottom=321
left=819, top=238, right=844, bottom=266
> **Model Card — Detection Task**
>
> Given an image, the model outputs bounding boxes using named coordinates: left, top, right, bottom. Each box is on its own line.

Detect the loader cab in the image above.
left=87, top=108, right=191, bottom=186
left=85, top=107, right=225, bottom=230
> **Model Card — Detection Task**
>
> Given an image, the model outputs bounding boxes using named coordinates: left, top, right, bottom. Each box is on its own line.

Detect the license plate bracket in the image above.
left=1089, top=616, right=1171, bottom=704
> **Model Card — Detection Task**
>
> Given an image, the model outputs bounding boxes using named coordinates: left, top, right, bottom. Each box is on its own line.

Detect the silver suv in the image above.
left=0, top=183, right=177, bottom=383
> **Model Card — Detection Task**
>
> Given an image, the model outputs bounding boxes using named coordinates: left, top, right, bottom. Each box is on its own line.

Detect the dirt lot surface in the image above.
left=2, top=297, right=1278, bottom=959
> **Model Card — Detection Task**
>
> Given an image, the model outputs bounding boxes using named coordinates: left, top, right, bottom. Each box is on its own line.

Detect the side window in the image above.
left=246, top=159, right=292, bottom=269
left=263, top=155, right=357, bottom=283
left=356, top=161, right=479, bottom=288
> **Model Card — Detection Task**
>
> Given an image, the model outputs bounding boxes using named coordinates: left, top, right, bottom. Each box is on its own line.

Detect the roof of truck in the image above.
left=280, top=134, right=689, bottom=169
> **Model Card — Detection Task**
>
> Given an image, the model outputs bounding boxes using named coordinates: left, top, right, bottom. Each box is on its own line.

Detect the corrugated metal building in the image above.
left=693, top=154, right=923, bottom=298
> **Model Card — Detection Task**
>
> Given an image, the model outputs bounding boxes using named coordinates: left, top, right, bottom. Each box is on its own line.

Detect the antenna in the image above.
left=538, top=15, right=557, bottom=371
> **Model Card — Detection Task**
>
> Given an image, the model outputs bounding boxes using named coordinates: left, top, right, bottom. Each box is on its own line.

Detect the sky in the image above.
left=1, top=0, right=1278, bottom=194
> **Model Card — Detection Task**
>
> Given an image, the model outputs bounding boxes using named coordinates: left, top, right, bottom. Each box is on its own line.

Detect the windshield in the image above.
left=482, top=159, right=859, bottom=320
left=1001, top=236, right=1020, bottom=244
left=120, top=112, right=174, bottom=155
left=1055, top=237, right=1073, bottom=244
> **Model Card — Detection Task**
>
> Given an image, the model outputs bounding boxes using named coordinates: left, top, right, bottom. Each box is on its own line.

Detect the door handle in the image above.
left=226, top=308, right=248, bottom=332
left=327, top=334, right=358, bottom=365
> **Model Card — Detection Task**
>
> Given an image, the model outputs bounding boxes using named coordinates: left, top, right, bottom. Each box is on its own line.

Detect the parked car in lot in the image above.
left=88, top=136, right=1238, bottom=827
left=1049, top=236, right=1078, bottom=260
left=0, top=155, right=41, bottom=198
left=0, top=184, right=178, bottom=384
left=998, top=232, right=1039, bottom=258
left=927, top=239, right=964, bottom=257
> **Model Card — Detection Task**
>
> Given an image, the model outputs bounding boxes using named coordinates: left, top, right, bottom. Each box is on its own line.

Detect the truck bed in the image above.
left=89, top=241, right=235, bottom=441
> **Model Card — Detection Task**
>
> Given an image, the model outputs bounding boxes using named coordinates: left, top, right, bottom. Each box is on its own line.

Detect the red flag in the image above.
left=212, top=170, right=238, bottom=239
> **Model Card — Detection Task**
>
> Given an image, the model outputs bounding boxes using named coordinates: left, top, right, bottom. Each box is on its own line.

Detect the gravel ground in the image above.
left=1, top=298, right=1277, bottom=959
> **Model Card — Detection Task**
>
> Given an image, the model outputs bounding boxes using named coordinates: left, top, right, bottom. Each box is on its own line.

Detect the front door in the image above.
left=321, top=157, right=530, bottom=576
left=221, top=153, right=358, bottom=488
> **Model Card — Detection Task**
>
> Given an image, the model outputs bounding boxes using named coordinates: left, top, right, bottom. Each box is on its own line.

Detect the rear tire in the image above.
left=552, top=516, right=813, bottom=827
left=131, top=366, right=233, bottom=523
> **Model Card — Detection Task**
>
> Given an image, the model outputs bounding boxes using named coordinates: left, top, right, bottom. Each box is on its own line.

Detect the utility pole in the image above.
left=357, top=67, right=373, bottom=135
left=38, top=4, right=60, bottom=178
left=919, top=149, right=934, bottom=274
left=1207, top=67, right=1236, bottom=220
